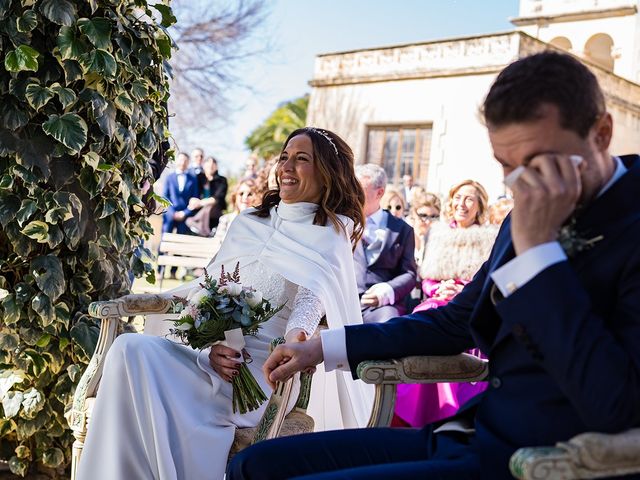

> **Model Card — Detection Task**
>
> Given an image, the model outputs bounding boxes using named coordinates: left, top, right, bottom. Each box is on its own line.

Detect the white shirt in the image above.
left=322, top=156, right=628, bottom=371
left=176, top=171, right=187, bottom=192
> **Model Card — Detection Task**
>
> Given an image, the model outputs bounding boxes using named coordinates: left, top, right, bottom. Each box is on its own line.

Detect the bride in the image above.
left=77, top=127, right=374, bottom=480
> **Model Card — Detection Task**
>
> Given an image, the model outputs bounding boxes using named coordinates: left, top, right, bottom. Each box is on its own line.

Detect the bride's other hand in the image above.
left=209, top=345, right=241, bottom=382
left=262, top=337, right=323, bottom=389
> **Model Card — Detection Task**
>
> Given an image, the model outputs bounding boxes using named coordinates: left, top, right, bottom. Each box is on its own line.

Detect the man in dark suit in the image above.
left=228, top=52, right=640, bottom=479
left=355, top=164, right=416, bottom=323
left=161, top=152, right=200, bottom=234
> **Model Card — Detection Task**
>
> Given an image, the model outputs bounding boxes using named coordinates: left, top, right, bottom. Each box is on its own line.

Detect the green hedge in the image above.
left=0, top=0, right=173, bottom=476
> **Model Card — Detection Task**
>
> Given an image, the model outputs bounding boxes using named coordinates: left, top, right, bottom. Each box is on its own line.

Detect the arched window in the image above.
left=584, top=33, right=614, bottom=70
left=549, top=36, right=572, bottom=51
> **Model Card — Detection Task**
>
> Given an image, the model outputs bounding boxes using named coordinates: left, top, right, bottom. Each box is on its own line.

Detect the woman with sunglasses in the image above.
left=395, top=179, right=498, bottom=428
left=380, top=188, right=406, bottom=219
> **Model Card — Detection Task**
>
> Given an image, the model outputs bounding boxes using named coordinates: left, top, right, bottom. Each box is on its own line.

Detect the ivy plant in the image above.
left=0, top=0, right=173, bottom=476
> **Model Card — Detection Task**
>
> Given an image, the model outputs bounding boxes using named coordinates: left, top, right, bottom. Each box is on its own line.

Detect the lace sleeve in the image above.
left=285, top=286, right=325, bottom=337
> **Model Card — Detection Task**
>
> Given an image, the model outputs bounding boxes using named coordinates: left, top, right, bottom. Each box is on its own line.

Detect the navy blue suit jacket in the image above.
left=345, top=155, right=640, bottom=477
left=162, top=171, right=200, bottom=233
left=354, top=211, right=416, bottom=304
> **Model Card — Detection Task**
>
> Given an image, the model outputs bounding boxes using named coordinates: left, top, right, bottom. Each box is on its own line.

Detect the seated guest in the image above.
left=208, top=178, right=257, bottom=258
left=186, top=156, right=229, bottom=236
left=355, top=164, right=416, bottom=323
left=409, top=192, right=441, bottom=268
left=395, top=180, right=498, bottom=427
left=228, top=52, right=640, bottom=480
left=381, top=187, right=407, bottom=220
left=161, top=152, right=200, bottom=234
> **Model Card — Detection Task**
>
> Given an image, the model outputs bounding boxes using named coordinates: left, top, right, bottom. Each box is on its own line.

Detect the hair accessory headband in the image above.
left=307, top=127, right=339, bottom=156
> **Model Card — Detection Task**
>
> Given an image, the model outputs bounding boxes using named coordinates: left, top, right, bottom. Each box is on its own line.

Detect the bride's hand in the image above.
left=209, top=345, right=242, bottom=382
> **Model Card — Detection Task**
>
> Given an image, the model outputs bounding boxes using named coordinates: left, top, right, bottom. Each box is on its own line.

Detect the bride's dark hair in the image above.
left=252, top=127, right=365, bottom=247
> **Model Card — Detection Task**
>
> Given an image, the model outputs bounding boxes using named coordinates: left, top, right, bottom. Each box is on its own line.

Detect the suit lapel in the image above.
left=469, top=220, right=515, bottom=352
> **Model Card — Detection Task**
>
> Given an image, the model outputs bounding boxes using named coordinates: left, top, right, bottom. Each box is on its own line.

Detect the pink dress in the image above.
left=394, top=223, right=492, bottom=427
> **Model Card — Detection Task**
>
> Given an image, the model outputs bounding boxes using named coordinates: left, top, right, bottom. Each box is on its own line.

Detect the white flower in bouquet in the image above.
left=220, top=281, right=243, bottom=296
left=187, top=288, right=209, bottom=306
left=244, top=289, right=263, bottom=308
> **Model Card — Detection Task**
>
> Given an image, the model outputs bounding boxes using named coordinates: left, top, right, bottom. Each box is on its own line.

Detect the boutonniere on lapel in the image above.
left=557, top=217, right=604, bottom=258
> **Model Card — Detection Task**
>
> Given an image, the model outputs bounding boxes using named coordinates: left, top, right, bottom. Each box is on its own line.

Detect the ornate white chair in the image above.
left=357, top=354, right=640, bottom=479
left=65, top=294, right=314, bottom=479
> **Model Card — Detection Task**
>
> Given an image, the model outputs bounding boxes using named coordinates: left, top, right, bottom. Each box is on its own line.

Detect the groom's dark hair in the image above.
left=482, top=51, right=605, bottom=138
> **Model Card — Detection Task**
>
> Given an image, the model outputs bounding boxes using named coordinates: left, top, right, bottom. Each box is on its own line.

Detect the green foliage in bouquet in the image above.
left=0, top=0, right=173, bottom=476
left=171, top=264, right=285, bottom=350
left=171, top=263, right=286, bottom=413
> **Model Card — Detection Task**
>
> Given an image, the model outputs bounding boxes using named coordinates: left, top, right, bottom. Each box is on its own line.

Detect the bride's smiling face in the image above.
left=277, top=134, right=323, bottom=204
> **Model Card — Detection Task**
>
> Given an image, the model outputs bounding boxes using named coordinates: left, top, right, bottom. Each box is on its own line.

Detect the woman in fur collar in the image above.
left=395, top=180, right=498, bottom=428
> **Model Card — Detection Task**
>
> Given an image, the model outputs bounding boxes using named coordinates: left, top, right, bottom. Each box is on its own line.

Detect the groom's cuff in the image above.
left=320, top=328, right=350, bottom=372
left=491, top=242, right=567, bottom=298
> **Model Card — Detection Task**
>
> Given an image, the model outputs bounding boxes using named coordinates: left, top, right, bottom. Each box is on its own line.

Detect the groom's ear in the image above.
left=592, top=112, right=613, bottom=152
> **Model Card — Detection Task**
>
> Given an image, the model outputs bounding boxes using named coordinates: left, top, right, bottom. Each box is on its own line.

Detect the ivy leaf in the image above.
left=0, top=98, right=30, bottom=129
left=25, top=84, right=54, bottom=111
left=1, top=294, right=21, bottom=325
left=151, top=4, right=176, bottom=27
left=0, top=128, right=17, bottom=155
left=21, top=387, right=44, bottom=419
left=69, top=321, right=99, bottom=357
left=83, top=151, right=100, bottom=169
left=16, top=199, right=38, bottom=226
left=62, top=59, right=83, bottom=82
left=30, top=255, right=65, bottom=302
left=0, top=194, right=21, bottom=227
left=96, top=100, right=116, bottom=137
left=0, top=370, right=25, bottom=399
left=17, top=129, right=54, bottom=180
left=114, top=92, right=133, bottom=115
left=77, top=17, right=111, bottom=50
left=42, top=448, right=64, bottom=468
left=0, top=0, right=13, bottom=20
left=49, top=83, right=76, bottom=108
left=39, top=0, right=77, bottom=26
left=56, top=26, right=86, bottom=61
left=2, top=391, right=23, bottom=418
left=23, top=350, right=46, bottom=377
left=32, top=293, right=56, bottom=326
left=80, top=49, right=116, bottom=78
left=17, top=9, right=38, bottom=33
left=21, top=221, right=49, bottom=242
left=55, top=302, right=70, bottom=329
left=42, top=113, right=88, bottom=152
left=130, top=80, right=148, bottom=101
left=5, top=45, right=40, bottom=72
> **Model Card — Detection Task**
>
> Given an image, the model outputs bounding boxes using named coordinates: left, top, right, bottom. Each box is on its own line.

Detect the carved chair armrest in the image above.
left=357, top=353, right=489, bottom=428
left=67, top=295, right=173, bottom=437
left=510, top=428, right=640, bottom=479
left=88, top=294, right=173, bottom=318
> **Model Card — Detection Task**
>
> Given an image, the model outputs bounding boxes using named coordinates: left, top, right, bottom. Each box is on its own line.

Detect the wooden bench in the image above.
left=156, top=233, right=219, bottom=289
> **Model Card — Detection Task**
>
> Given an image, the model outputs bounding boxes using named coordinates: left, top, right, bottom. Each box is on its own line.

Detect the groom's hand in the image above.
left=263, top=337, right=324, bottom=389
left=510, top=153, right=582, bottom=255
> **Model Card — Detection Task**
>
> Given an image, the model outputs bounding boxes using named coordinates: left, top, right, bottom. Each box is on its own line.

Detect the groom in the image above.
left=228, top=52, right=640, bottom=479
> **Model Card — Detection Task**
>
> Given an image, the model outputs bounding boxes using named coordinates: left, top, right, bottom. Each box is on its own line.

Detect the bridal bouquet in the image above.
left=170, top=263, right=285, bottom=414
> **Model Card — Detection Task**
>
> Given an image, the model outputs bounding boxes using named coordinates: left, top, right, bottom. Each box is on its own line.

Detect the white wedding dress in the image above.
left=77, top=262, right=327, bottom=480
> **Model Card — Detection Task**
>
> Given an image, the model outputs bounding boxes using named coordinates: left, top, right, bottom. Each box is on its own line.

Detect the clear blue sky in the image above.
left=183, top=0, right=520, bottom=175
